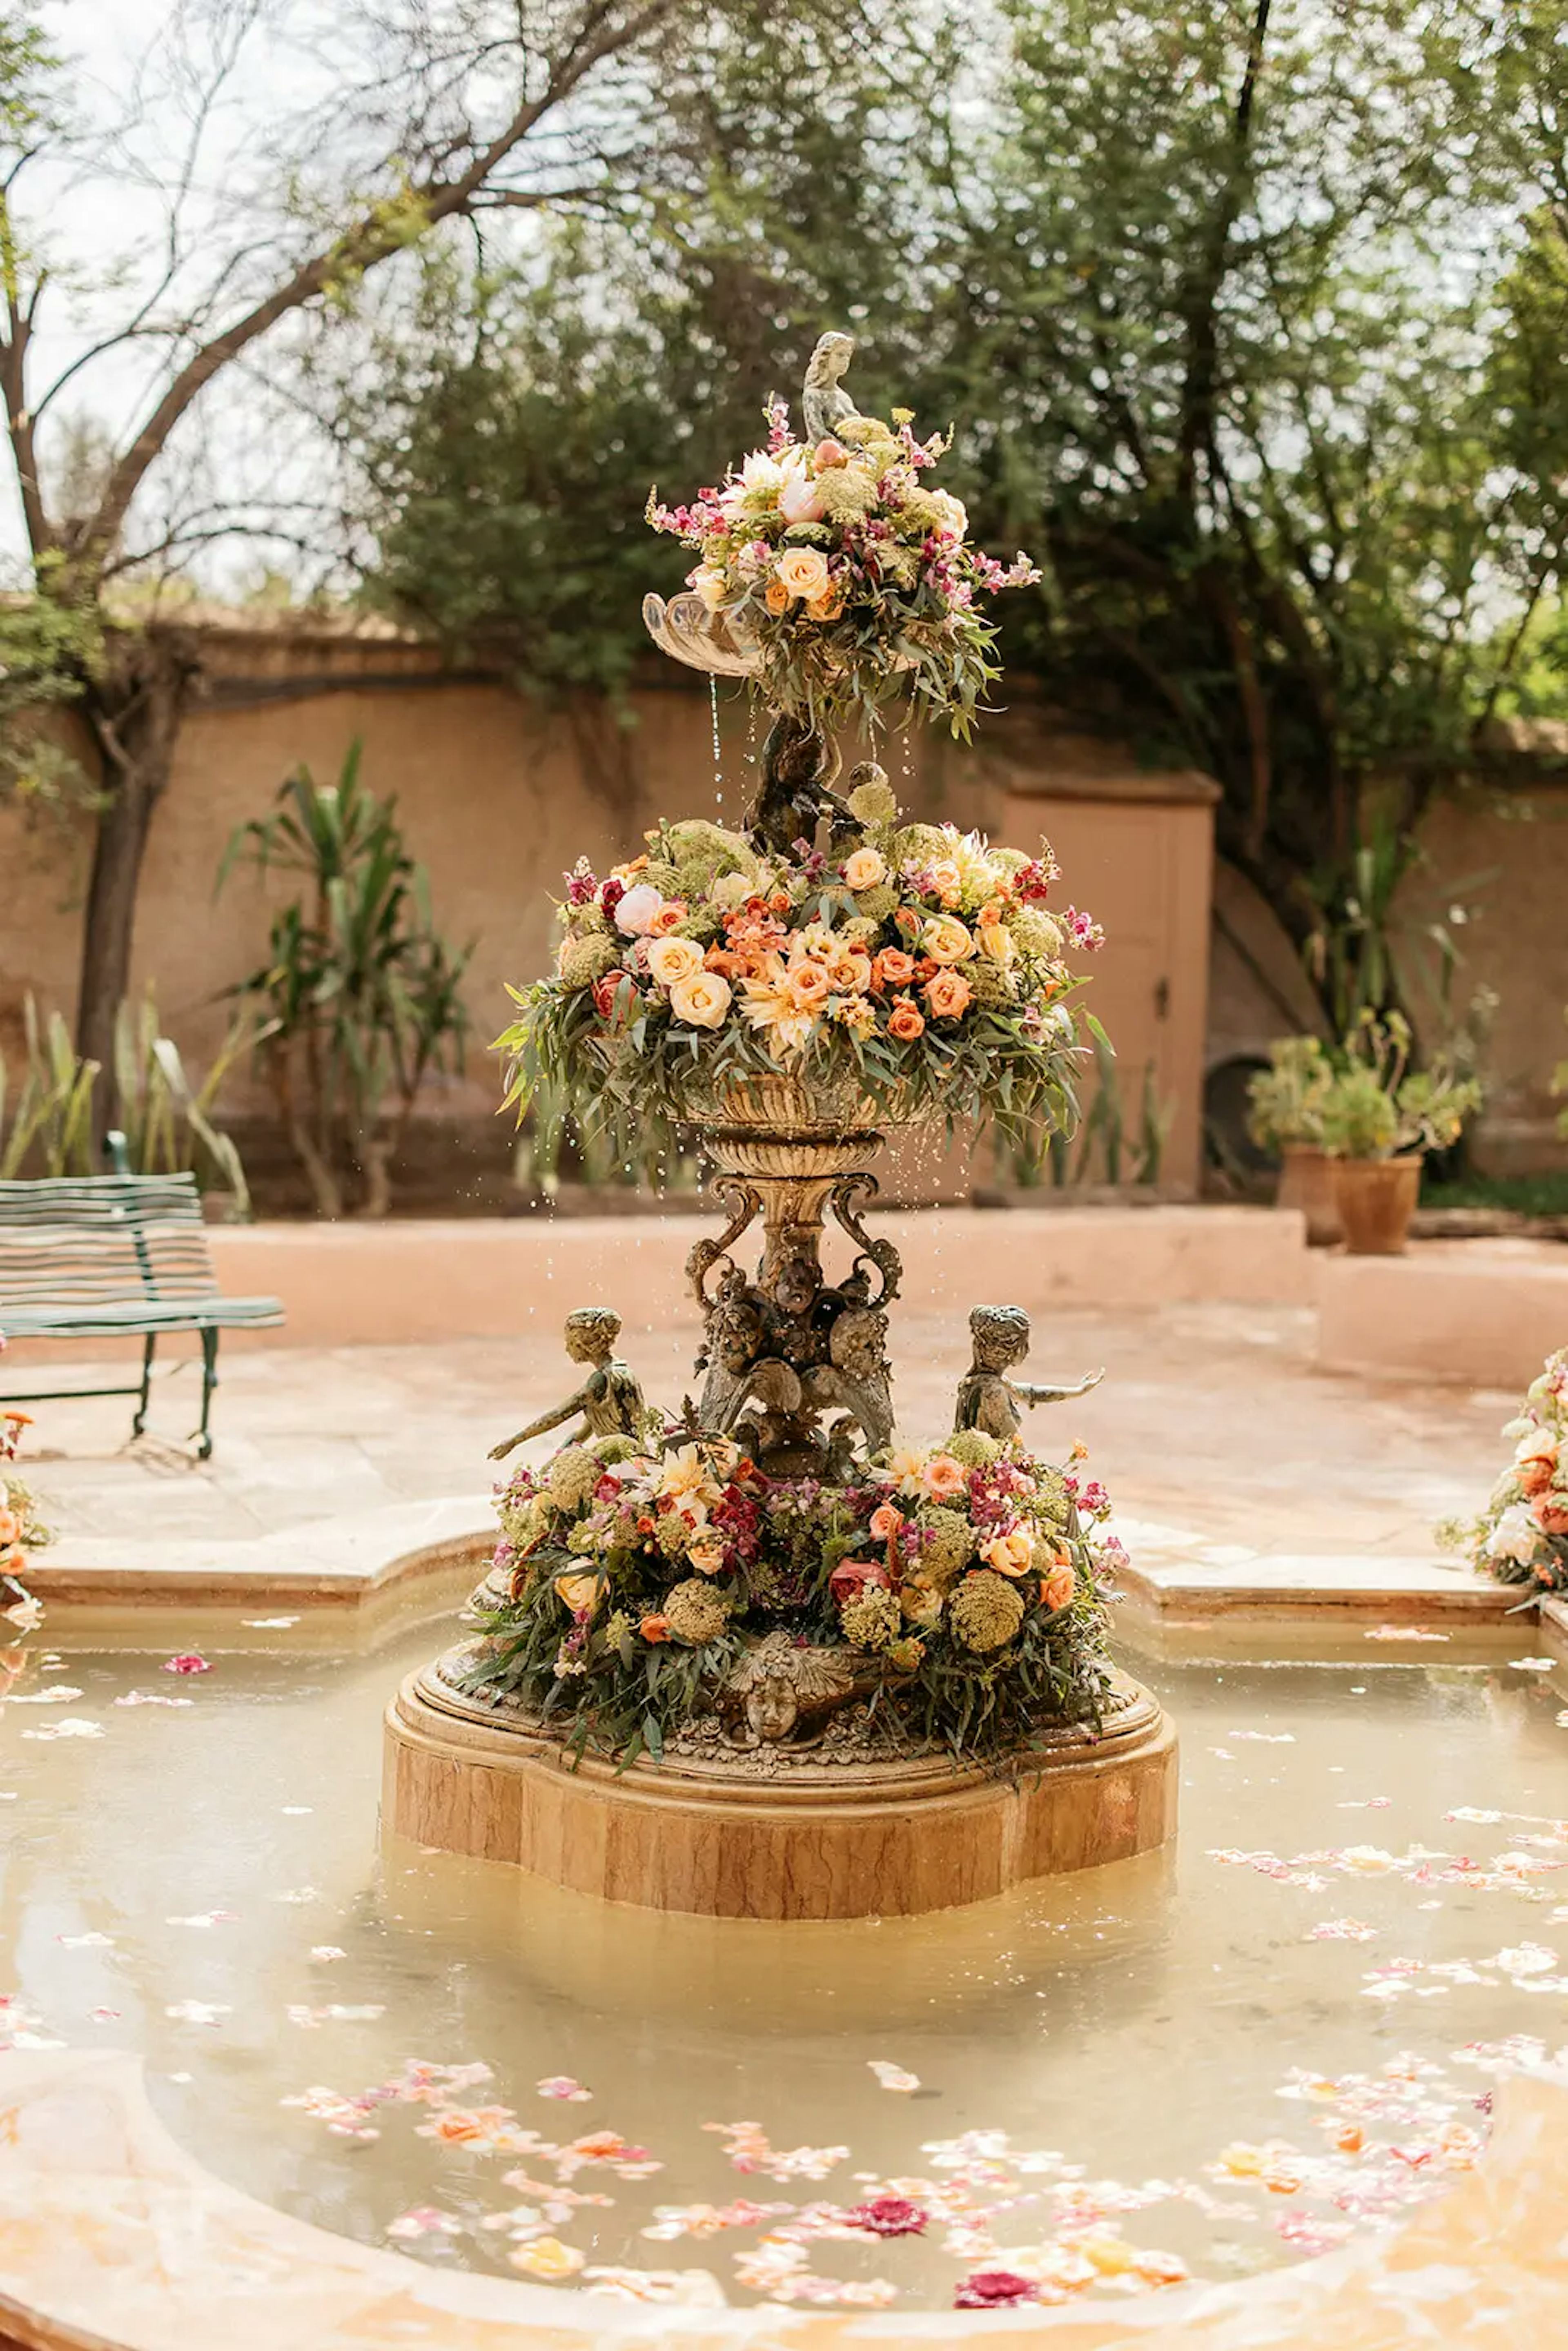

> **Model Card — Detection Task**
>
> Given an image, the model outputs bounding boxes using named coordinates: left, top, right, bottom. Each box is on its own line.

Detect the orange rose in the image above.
left=648, top=899, right=690, bottom=936
left=640, top=1613, right=670, bottom=1643
left=1534, top=1494, right=1568, bottom=1536
left=784, top=960, right=833, bottom=1009
left=0, top=1511, right=17, bottom=1547
left=875, top=948, right=916, bottom=990
left=980, top=1523, right=1035, bottom=1577
left=806, top=589, right=845, bottom=622
left=554, top=1572, right=601, bottom=1616
left=1040, top=1564, right=1075, bottom=1612
left=869, top=1503, right=904, bottom=1542
left=924, top=968, right=973, bottom=1019
left=765, top=577, right=789, bottom=615
left=886, top=996, right=925, bottom=1040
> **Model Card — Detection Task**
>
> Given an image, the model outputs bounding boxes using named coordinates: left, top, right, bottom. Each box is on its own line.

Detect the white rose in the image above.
left=1488, top=1502, right=1544, bottom=1566
left=614, top=882, right=664, bottom=937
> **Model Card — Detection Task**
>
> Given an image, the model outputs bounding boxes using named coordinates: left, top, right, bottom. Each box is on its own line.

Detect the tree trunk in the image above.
left=76, top=628, right=201, bottom=1134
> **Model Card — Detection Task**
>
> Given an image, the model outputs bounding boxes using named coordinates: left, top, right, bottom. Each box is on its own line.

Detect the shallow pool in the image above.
left=4, top=1612, right=1566, bottom=2312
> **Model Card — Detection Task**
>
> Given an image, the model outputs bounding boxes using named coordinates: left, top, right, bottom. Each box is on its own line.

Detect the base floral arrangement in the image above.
left=466, top=1426, right=1121, bottom=1763
left=499, top=782, right=1102, bottom=1153
left=1440, top=1348, right=1568, bottom=1595
left=0, top=1400, right=47, bottom=1634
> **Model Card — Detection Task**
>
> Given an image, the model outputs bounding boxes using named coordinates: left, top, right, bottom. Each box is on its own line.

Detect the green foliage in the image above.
left=0, top=570, right=102, bottom=815
left=219, top=741, right=472, bottom=1218
left=0, top=988, right=247, bottom=1194
left=1319, top=1012, right=1481, bottom=1160
left=1246, top=1035, right=1332, bottom=1155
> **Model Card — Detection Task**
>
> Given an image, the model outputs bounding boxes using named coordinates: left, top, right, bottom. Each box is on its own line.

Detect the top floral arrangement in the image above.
left=645, top=331, right=1039, bottom=738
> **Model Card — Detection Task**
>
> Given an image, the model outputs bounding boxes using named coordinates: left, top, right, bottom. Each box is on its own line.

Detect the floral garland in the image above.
left=465, top=1426, right=1123, bottom=1762
left=0, top=1401, right=46, bottom=1634
left=1440, top=1348, right=1568, bottom=1594
left=647, top=397, right=1039, bottom=740
left=497, top=781, right=1102, bottom=1149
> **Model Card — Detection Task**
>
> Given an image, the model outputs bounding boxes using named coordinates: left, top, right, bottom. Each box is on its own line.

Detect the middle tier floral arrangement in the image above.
left=499, top=786, right=1101, bottom=1149
left=470, top=1426, right=1120, bottom=1763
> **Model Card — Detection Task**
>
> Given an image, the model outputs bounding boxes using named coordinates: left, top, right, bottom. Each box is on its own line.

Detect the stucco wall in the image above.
left=3, top=623, right=1216, bottom=1191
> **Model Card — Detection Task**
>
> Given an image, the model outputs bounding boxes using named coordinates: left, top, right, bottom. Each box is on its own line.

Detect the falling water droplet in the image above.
left=710, top=677, right=724, bottom=805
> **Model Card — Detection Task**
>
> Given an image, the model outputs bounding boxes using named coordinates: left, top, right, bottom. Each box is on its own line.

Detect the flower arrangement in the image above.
left=466, top=1425, right=1120, bottom=1761
left=1440, top=1348, right=1568, bottom=1594
left=647, top=397, right=1038, bottom=740
left=497, top=784, right=1102, bottom=1150
left=0, top=1401, right=47, bottom=1634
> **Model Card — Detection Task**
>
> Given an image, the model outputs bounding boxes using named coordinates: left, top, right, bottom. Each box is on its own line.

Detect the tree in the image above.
left=0, top=0, right=719, bottom=1108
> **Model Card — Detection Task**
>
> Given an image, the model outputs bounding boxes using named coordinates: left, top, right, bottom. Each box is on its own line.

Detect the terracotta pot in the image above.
left=1275, top=1144, right=1342, bottom=1247
left=1330, top=1153, right=1422, bottom=1256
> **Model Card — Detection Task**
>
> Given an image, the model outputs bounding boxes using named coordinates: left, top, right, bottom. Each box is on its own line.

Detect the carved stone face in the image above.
left=773, top=1258, right=819, bottom=1317
left=970, top=1308, right=1030, bottom=1372
left=565, top=1312, right=619, bottom=1365
left=807, top=330, right=854, bottom=386
left=746, top=1681, right=801, bottom=1742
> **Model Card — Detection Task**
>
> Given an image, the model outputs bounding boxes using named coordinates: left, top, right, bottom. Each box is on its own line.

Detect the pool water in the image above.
left=4, top=1612, right=1567, bottom=2312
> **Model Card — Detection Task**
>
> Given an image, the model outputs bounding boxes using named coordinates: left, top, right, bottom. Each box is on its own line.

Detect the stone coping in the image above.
left=0, top=2045, right=1563, bottom=2347
left=1314, top=1236, right=1568, bottom=1390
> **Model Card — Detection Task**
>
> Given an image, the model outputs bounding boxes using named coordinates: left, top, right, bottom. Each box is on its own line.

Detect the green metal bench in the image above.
left=0, top=1151, right=283, bottom=1457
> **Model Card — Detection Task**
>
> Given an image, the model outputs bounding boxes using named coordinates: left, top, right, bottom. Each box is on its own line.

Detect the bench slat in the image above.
left=0, top=1297, right=283, bottom=1335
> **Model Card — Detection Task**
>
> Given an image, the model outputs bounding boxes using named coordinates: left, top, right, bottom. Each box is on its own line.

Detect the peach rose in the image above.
left=784, top=959, right=833, bottom=1009
left=901, top=1575, right=945, bottom=1628
left=826, top=949, right=873, bottom=993
left=875, top=948, right=916, bottom=989
left=640, top=1613, right=670, bottom=1643
left=668, top=970, right=734, bottom=1029
left=806, top=589, right=845, bottom=622
left=924, top=968, right=973, bottom=1019
left=1515, top=1427, right=1559, bottom=1496
left=842, top=846, right=887, bottom=891
left=921, top=913, right=976, bottom=965
left=928, top=858, right=964, bottom=907
left=646, top=935, right=704, bottom=989
left=775, top=546, right=831, bottom=600
left=554, top=1572, right=601, bottom=1616
left=1039, top=1563, right=1076, bottom=1612
left=886, top=996, right=925, bottom=1040
left=0, top=1511, right=16, bottom=1547
left=980, top=1523, right=1035, bottom=1578
left=979, top=919, right=1016, bottom=966
left=920, top=1454, right=967, bottom=1501
left=869, top=1503, right=904, bottom=1542
left=813, top=438, right=848, bottom=467
left=765, top=577, right=789, bottom=615
left=1533, top=1493, right=1568, bottom=1536
left=648, top=899, right=689, bottom=936
left=687, top=1534, right=726, bottom=1576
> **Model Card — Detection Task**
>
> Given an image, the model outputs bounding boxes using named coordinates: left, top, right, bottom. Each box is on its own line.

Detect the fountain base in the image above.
left=382, top=1655, right=1176, bottom=1919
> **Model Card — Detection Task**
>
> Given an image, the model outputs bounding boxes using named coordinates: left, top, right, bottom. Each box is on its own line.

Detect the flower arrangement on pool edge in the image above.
left=1441, top=1346, right=1568, bottom=1593
left=465, top=1426, right=1121, bottom=1761
left=0, top=1403, right=47, bottom=1634
left=497, top=783, right=1103, bottom=1149
left=647, top=396, right=1039, bottom=739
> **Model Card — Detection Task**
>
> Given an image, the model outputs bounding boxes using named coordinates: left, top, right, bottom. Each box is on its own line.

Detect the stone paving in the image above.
left=7, top=1301, right=1517, bottom=1608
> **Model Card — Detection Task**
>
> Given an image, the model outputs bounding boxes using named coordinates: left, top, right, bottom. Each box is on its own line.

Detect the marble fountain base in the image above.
left=382, top=1656, right=1176, bottom=1920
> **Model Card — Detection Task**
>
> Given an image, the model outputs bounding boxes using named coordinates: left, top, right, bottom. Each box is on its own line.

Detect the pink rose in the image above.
left=778, top=462, right=827, bottom=525
left=829, top=1558, right=889, bottom=1603
left=613, top=882, right=664, bottom=937
left=162, top=1652, right=210, bottom=1676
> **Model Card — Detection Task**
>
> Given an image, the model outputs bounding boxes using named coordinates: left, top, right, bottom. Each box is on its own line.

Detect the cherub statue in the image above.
left=719, top=1630, right=878, bottom=1748
left=488, top=1307, right=648, bottom=1462
left=753, top=711, right=856, bottom=860
left=802, top=1293, right=894, bottom=1459
left=953, top=1304, right=1103, bottom=1443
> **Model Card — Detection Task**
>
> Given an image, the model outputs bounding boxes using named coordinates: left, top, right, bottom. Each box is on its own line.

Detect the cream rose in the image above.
left=646, top=935, right=704, bottom=989
left=691, top=565, right=728, bottom=610
left=842, top=846, right=887, bottom=891
left=980, top=1523, right=1035, bottom=1578
left=775, top=546, right=831, bottom=601
left=668, top=970, right=733, bottom=1029
left=921, top=913, right=977, bottom=965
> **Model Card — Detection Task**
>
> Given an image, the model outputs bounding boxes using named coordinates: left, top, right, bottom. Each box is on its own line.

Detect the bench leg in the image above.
left=131, top=1333, right=157, bottom=1440
left=196, top=1328, right=218, bottom=1460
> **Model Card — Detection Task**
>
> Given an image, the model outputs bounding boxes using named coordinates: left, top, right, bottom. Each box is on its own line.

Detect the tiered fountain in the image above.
left=383, top=334, right=1175, bottom=1918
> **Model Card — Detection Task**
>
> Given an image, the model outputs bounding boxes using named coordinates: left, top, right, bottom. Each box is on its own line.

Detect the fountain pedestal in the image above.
left=382, top=1659, right=1176, bottom=1920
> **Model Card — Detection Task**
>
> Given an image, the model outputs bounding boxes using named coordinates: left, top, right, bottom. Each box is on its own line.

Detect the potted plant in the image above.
left=1245, top=1036, right=1339, bottom=1243
left=1318, top=1014, right=1480, bottom=1255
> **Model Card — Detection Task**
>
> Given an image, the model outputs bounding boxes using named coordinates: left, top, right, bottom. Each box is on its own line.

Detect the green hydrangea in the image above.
left=1010, top=906, right=1062, bottom=958
left=567, top=1519, right=602, bottom=1554
left=917, top=1505, right=976, bottom=1587
left=817, top=470, right=879, bottom=525
left=893, top=823, right=949, bottom=865
left=664, top=1578, right=730, bottom=1645
left=945, top=1429, right=1000, bottom=1469
left=853, top=883, right=900, bottom=924
left=546, top=1447, right=601, bottom=1509
left=840, top=1585, right=903, bottom=1650
left=588, top=1433, right=639, bottom=1465
left=1031, top=1470, right=1071, bottom=1527
left=655, top=1511, right=691, bottom=1558
left=949, top=1569, right=1025, bottom=1653
left=557, top=933, right=621, bottom=989
left=847, top=776, right=900, bottom=826
left=498, top=1493, right=549, bottom=1550
left=639, top=860, right=683, bottom=895
left=664, top=819, right=754, bottom=867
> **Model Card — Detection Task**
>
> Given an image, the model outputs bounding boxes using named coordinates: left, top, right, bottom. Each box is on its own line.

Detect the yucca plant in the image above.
left=219, top=741, right=473, bottom=1217
left=111, top=989, right=253, bottom=1215
left=0, top=998, right=98, bottom=1177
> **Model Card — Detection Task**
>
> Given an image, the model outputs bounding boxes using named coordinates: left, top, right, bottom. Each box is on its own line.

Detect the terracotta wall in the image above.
left=3, top=620, right=1216, bottom=1191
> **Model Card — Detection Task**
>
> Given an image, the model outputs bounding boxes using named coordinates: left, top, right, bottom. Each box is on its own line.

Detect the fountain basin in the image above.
left=383, top=1659, right=1175, bottom=1917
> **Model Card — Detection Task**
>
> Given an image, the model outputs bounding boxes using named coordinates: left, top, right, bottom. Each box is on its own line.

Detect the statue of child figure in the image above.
left=954, top=1304, right=1103, bottom=1443
left=488, top=1307, right=649, bottom=1461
